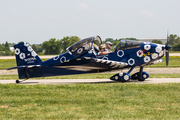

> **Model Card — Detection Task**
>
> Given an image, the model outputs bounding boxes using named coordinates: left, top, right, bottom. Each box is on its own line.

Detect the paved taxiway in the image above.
left=0, top=78, right=180, bottom=84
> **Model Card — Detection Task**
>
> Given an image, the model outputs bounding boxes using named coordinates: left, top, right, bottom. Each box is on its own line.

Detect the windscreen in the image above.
left=67, top=37, right=94, bottom=56
left=116, top=40, right=143, bottom=50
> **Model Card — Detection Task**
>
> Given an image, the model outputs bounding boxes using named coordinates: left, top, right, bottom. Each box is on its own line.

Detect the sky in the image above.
left=0, top=0, right=180, bottom=44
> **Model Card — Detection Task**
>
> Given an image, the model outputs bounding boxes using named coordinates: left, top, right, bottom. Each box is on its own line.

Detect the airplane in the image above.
left=7, top=35, right=171, bottom=83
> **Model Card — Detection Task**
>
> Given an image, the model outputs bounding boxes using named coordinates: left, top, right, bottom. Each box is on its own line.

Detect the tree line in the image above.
left=0, top=34, right=180, bottom=56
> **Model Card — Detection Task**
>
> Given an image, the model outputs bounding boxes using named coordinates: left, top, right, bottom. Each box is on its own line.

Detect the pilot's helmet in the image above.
left=100, top=44, right=106, bottom=49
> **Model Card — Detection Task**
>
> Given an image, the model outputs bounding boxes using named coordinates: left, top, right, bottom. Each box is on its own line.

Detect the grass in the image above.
left=0, top=73, right=180, bottom=80
left=0, top=83, right=180, bottom=119
left=0, top=59, right=16, bottom=70
left=0, top=56, right=180, bottom=70
left=147, top=56, right=180, bottom=67
left=169, top=51, right=180, bottom=53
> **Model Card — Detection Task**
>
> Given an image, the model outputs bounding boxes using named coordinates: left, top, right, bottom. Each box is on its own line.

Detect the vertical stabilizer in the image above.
left=14, top=42, right=42, bottom=66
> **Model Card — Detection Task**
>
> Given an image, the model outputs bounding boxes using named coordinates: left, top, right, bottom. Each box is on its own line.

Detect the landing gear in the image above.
left=110, top=66, right=149, bottom=82
left=110, top=72, right=131, bottom=82
left=15, top=79, right=27, bottom=84
left=110, top=67, right=134, bottom=82
left=16, top=80, right=20, bottom=83
left=131, top=66, right=149, bottom=81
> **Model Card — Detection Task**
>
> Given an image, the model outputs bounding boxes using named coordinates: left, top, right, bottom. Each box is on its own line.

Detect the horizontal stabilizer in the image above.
left=7, top=65, right=41, bottom=70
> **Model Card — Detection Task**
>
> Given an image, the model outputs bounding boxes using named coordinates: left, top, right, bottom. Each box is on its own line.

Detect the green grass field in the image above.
left=0, top=83, right=180, bottom=119
left=0, top=57, right=180, bottom=119
left=146, top=56, right=180, bottom=67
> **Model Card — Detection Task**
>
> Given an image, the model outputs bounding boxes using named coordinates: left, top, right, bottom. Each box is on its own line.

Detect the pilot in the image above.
left=98, top=44, right=111, bottom=55
left=105, top=41, right=113, bottom=52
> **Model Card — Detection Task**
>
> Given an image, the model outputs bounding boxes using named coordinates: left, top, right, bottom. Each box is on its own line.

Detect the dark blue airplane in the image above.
left=8, top=36, right=171, bottom=83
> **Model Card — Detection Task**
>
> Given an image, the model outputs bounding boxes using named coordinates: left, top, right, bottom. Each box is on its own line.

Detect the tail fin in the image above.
left=14, top=42, right=42, bottom=66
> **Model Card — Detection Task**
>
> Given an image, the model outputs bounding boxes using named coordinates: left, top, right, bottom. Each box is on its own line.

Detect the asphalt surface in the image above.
left=0, top=78, right=180, bottom=84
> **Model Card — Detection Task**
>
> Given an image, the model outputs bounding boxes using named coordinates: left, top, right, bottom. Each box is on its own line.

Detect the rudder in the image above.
left=14, top=42, right=42, bottom=66
left=13, top=42, right=42, bottom=79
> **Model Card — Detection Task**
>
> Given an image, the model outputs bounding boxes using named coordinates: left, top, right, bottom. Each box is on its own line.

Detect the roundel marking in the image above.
left=119, top=72, right=123, bottom=76
left=15, top=48, right=20, bottom=55
left=77, top=48, right=83, bottom=54
left=53, top=56, right=59, bottom=61
left=60, top=56, right=66, bottom=63
left=102, top=56, right=108, bottom=60
left=152, top=53, right=158, bottom=59
left=155, top=46, right=162, bottom=53
left=24, top=42, right=29, bottom=47
left=159, top=51, right=164, bottom=57
left=144, top=45, right=151, bottom=51
left=115, top=76, right=119, bottom=80
left=28, top=46, right=33, bottom=52
left=128, top=58, right=135, bottom=66
left=19, top=53, right=25, bottom=60
left=143, top=74, right=147, bottom=78
left=31, top=51, right=37, bottom=57
left=144, top=56, right=150, bottom=62
left=84, top=44, right=90, bottom=50
left=124, top=75, right=129, bottom=81
left=117, top=50, right=124, bottom=57
left=137, top=50, right=143, bottom=57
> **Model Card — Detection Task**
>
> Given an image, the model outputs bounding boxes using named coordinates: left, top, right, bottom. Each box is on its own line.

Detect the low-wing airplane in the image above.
left=8, top=35, right=171, bottom=83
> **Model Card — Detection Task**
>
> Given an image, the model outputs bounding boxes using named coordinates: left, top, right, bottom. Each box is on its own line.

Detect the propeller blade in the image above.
left=166, top=30, right=169, bottom=46
left=165, top=31, right=169, bottom=66
left=166, top=50, right=169, bottom=66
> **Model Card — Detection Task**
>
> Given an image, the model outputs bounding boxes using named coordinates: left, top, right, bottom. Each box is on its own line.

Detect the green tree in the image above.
left=152, top=39, right=163, bottom=44
left=5, top=41, right=10, bottom=51
left=168, top=34, right=180, bottom=46
left=59, top=36, right=80, bottom=54
left=0, top=44, right=5, bottom=51
left=32, top=44, right=38, bottom=53
left=172, top=43, right=180, bottom=51
left=42, top=38, right=61, bottom=55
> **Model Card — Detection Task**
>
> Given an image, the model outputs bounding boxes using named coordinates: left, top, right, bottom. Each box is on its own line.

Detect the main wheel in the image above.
left=16, top=80, right=20, bottom=83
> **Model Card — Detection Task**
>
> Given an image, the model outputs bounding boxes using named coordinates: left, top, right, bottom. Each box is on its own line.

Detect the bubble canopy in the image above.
left=116, top=40, right=144, bottom=51
left=66, top=36, right=102, bottom=56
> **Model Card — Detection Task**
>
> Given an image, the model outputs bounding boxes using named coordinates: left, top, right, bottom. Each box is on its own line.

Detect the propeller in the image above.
left=165, top=31, right=170, bottom=66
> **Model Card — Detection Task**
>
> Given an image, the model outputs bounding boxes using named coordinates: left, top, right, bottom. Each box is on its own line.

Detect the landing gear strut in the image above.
left=15, top=79, right=28, bottom=84
left=131, top=66, right=149, bottom=81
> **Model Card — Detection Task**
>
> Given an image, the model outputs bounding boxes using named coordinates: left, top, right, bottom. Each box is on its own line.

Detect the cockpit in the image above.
left=116, top=40, right=144, bottom=51
left=66, top=36, right=102, bottom=57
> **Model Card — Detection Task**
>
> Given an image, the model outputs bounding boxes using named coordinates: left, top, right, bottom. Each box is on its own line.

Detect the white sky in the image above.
left=0, top=0, right=180, bottom=44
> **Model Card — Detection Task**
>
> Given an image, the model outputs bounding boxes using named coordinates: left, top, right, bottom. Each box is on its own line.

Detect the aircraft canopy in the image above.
left=116, top=40, right=144, bottom=50
left=67, top=36, right=102, bottom=56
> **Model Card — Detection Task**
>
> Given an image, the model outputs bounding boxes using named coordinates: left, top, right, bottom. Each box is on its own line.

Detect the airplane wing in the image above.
left=93, top=58, right=128, bottom=69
